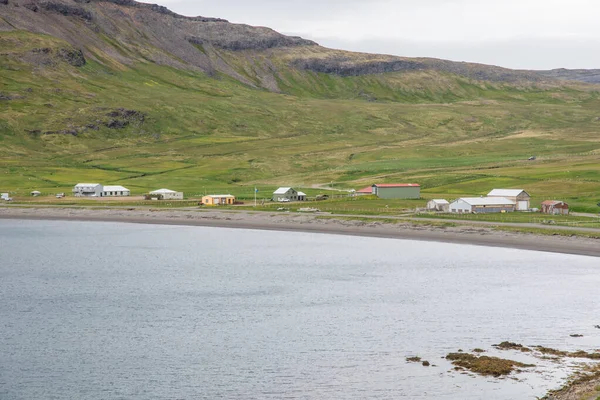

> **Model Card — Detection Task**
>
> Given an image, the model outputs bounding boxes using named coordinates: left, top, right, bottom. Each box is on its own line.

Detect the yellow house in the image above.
left=202, top=194, right=236, bottom=206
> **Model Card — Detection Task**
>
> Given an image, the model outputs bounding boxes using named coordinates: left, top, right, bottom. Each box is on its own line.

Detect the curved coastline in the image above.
left=1, top=207, right=599, bottom=257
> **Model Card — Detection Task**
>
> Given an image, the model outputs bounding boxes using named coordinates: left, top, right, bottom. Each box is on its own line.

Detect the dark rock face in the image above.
left=23, top=47, right=86, bottom=67
left=31, top=47, right=52, bottom=54
left=0, top=0, right=8, bottom=5
left=106, top=108, right=145, bottom=121
left=40, top=2, right=93, bottom=21
left=28, top=129, right=78, bottom=136
left=58, top=48, right=86, bottom=66
left=25, top=108, right=146, bottom=136
left=104, top=108, right=146, bottom=128
left=292, top=57, right=426, bottom=77
left=188, top=35, right=316, bottom=51
left=23, top=2, right=38, bottom=11
left=291, top=55, right=544, bottom=82
left=535, top=68, right=600, bottom=83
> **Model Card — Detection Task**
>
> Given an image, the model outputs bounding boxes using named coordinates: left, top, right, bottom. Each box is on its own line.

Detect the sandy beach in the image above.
left=1, top=206, right=599, bottom=257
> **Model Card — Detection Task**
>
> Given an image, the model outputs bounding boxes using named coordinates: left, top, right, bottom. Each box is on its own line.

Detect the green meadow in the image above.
left=1, top=31, right=600, bottom=212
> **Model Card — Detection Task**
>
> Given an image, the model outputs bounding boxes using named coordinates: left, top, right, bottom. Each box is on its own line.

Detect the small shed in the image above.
left=297, top=191, right=307, bottom=201
left=372, top=184, right=420, bottom=199
left=541, top=200, right=569, bottom=215
left=450, top=197, right=516, bottom=213
left=202, top=194, right=235, bottom=206
left=487, top=189, right=530, bottom=211
left=1, top=193, right=10, bottom=201
left=427, top=199, right=450, bottom=212
left=30, top=190, right=41, bottom=197
left=149, top=189, right=183, bottom=200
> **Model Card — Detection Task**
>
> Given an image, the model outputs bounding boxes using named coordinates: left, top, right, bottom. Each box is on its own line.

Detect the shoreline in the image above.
left=2, top=207, right=600, bottom=257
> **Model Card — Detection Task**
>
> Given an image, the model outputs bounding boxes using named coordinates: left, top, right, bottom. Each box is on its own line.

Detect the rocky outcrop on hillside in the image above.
left=57, top=48, right=86, bottom=66
left=16, top=46, right=86, bottom=67
left=24, top=107, right=146, bottom=136
left=291, top=57, right=425, bottom=77
left=40, top=1, right=93, bottom=20
left=292, top=54, right=545, bottom=83
left=534, top=68, right=600, bottom=83
left=187, top=33, right=316, bottom=51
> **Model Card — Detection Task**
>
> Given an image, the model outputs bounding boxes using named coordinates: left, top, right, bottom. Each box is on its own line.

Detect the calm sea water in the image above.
left=1, top=220, right=600, bottom=400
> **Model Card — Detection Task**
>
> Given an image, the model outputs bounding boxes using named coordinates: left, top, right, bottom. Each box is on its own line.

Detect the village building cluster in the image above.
left=426, top=189, right=569, bottom=215
left=1, top=182, right=569, bottom=215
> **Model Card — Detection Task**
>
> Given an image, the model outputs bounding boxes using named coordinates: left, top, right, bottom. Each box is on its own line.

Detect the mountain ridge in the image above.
left=2, top=0, right=591, bottom=89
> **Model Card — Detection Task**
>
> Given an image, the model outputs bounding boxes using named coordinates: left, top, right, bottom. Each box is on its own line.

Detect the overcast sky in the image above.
left=158, top=0, right=600, bottom=70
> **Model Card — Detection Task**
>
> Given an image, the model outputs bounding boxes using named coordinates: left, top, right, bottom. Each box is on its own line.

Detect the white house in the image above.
left=487, top=189, right=530, bottom=211
left=273, top=187, right=305, bottom=202
left=1, top=193, right=10, bottom=201
left=73, top=183, right=103, bottom=197
left=101, top=185, right=130, bottom=197
left=149, top=188, right=184, bottom=200
left=426, top=199, right=450, bottom=212
left=450, top=197, right=516, bottom=213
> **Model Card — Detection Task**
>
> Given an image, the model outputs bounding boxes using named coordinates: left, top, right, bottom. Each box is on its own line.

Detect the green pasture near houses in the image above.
left=1, top=31, right=600, bottom=213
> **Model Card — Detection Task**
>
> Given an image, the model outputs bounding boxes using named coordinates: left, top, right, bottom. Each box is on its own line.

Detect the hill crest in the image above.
left=0, top=0, right=576, bottom=90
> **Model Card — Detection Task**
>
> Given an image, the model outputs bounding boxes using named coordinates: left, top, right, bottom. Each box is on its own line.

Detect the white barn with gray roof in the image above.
left=487, top=189, right=530, bottom=211
left=450, top=197, right=516, bottom=213
left=102, top=185, right=130, bottom=197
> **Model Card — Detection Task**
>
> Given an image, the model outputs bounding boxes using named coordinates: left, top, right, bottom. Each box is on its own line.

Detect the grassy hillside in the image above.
left=1, top=31, right=600, bottom=212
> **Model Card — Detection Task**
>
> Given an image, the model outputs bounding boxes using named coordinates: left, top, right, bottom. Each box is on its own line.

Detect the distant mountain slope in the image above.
left=0, top=0, right=563, bottom=91
left=534, top=69, right=600, bottom=84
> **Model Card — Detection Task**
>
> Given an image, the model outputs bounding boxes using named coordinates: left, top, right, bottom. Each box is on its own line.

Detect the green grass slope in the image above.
left=1, top=31, right=600, bottom=212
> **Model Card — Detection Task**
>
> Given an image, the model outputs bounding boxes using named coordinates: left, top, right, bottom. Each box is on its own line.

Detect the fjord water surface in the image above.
left=1, top=220, right=599, bottom=399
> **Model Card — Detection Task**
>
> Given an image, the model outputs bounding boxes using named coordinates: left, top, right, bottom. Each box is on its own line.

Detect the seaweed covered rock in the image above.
left=446, top=352, right=534, bottom=377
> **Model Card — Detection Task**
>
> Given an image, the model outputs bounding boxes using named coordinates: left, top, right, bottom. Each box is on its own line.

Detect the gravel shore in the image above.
left=1, top=207, right=599, bottom=257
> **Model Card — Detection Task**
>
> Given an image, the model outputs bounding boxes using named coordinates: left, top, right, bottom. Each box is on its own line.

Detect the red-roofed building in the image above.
left=356, top=186, right=374, bottom=195
left=541, top=200, right=569, bottom=215
left=371, top=183, right=420, bottom=199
